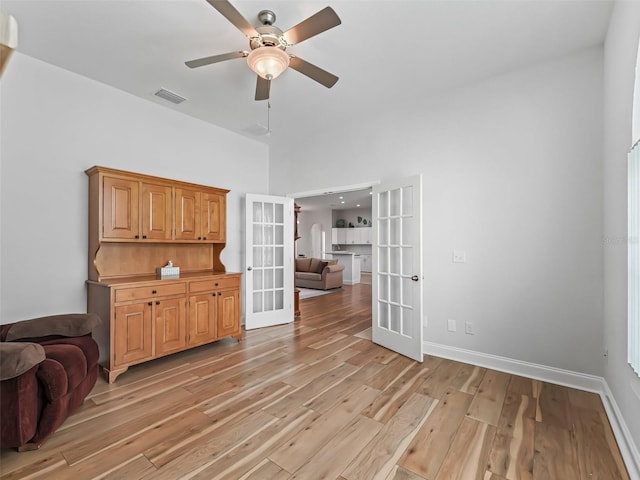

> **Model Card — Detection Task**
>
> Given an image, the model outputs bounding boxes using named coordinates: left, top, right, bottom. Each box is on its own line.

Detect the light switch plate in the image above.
left=453, top=251, right=466, bottom=263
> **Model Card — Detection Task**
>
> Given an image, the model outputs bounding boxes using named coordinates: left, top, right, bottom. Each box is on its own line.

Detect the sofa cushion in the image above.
left=309, top=258, right=323, bottom=273
left=315, top=261, right=329, bottom=274
left=296, top=272, right=322, bottom=281
left=6, top=314, right=101, bottom=342
left=295, top=258, right=312, bottom=272
left=0, top=342, right=45, bottom=381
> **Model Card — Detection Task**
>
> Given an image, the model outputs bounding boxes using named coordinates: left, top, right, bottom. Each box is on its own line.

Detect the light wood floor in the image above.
left=0, top=284, right=630, bottom=479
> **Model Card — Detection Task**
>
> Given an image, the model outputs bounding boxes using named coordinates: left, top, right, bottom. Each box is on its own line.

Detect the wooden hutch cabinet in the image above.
left=85, top=166, right=241, bottom=383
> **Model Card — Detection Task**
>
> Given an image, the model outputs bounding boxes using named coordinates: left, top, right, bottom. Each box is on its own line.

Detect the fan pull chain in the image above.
left=267, top=100, right=271, bottom=134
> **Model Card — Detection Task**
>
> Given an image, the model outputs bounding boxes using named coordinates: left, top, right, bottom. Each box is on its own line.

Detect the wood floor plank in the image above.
left=385, top=466, right=426, bottom=480
left=346, top=342, right=399, bottom=366
left=466, top=369, right=511, bottom=427
left=435, top=417, right=497, bottom=480
left=366, top=355, right=416, bottom=391
left=362, top=363, right=430, bottom=423
left=533, top=422, right=580, bottom=480
left=572, top=406, right=630, bottom=480
left=449, top=363, right=486, bottom=395
left=190, top=407, right=316, bottom=480
left=417, top=358, right=463, bottom=399
left=343, top=392, right=438, bottom=480
left=279, top=347, right=360, bottom=388
left=535, top=382, right=571, bottom=429
left=239, top=459, right=291, bottom=480
left=141, top=410, right=279, bottom=478
left=263, top=363, right=359, bottom=418
left=289, top=415, right=382, bottom=480
left=268, top=384, right=382, bottom=473
left=487, top=388, right=535, bottom=479
left=398, top=389, right=472, bottom=478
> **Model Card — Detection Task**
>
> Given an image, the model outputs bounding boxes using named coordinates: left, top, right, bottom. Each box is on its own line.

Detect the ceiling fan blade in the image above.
left=284, top=7, right=341, bottom=45
left=255, top=76, right=271, bottom=101
left=185, top=51, right=247, bottom=68
left=289, top=56, right=338, bottom=89
left=205, top=0, right=257, bottom=37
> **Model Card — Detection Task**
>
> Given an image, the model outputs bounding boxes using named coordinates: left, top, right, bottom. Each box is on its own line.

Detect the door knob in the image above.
left=247, top=267, right=252, bottom=271
left=411, top=275, right=419, bottom=282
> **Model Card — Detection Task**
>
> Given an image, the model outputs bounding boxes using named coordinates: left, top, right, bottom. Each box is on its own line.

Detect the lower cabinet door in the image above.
left=114, top=302, right=153, bottom=366
left=217, top=289, right=240, bottom=338
left=155, top=297, right=187, bottom=356
left=188, top=293, right=217, bottom=346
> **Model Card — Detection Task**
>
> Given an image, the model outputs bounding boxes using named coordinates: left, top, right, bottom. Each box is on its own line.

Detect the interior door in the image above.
left=245, top=194, right=294, bottom=330
left=372, top=175, right=423, bottom=362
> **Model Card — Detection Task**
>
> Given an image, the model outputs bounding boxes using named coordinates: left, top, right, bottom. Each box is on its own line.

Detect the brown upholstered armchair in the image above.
left=0, top=313, right=101, bottom=451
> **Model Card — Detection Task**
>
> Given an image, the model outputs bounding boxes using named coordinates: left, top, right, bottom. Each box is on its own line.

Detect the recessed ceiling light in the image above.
left=339, top=196, right=344, bottom=199
left=369, top=192, right=373, bottom=195
left=356, top=204, right=360, bottom=207
left=341, top=201, right=345, bottom=204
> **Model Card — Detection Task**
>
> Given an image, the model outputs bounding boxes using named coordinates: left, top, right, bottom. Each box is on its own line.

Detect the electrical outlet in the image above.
left=465, top=321, right=474, bottom=335
left=447, top=319, right=457, bottom=332
left=453, top=251, right=466, bottom=263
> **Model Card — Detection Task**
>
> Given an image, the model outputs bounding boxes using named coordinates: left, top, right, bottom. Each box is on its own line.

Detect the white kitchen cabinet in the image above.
left=333, top=227, right=371, bottom=245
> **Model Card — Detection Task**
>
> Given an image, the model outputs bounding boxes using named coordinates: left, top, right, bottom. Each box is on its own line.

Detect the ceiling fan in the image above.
left=185, top=0, right=341, bottom=101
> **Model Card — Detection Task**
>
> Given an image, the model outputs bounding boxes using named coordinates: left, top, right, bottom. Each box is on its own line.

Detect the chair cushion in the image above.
left=6, top=313, right=101, bottom=341
left=0, top=342, right=45, bottom=381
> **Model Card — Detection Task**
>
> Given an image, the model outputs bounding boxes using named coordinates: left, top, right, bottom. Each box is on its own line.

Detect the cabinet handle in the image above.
left=203, top=237, right=207, bottom=240
left=212, top=293, right=216, bottom=297
left=135, top=235, right=139, bottom=239
left=215, top=283, right=219, bottom=286
left=142, top=235, right=147, bottom=239
left=148, top=302, right=152, bottom=306
left=198, top=237, right=202, bottom=240
left=152, top=290, right=157, bottom=294
left=156, top=301, right=160, bottom=305
left=218, top=292, right=222, bottom=296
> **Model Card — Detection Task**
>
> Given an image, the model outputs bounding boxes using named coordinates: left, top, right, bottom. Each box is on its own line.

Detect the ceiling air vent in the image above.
left=154, top=88, right=187, bottom=104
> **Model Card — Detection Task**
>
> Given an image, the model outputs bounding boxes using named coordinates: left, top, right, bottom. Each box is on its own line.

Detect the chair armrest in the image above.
left=5, top=313, right=101, bottom=342
left=324, top=264, right=344, bottom=274
left=0, top=342, right=45, bottom=381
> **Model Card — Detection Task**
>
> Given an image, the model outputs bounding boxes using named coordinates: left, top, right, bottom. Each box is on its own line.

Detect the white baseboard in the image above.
left=423, top=341, right=640, bottom=480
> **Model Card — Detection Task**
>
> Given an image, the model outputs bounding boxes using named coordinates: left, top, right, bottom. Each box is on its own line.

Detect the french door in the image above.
left=372, top=175, right=424, bottom=362
left=244, top=194, right=294, bottom=330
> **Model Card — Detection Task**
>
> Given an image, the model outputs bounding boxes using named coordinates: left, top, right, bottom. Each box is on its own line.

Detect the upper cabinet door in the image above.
left=141, top=183, right=173, bottom=240
left=201, top=192, right=226, bottom=242
left=103, top=176, right=139, bottom=240
left=175, top=187, right=201, bottom=241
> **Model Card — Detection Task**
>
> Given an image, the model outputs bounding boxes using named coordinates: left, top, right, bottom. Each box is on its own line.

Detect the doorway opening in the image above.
left=289, top=182, right=376, bottom=295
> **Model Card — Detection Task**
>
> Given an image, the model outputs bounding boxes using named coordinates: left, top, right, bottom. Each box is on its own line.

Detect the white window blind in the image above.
left=630, top=140, right=640, bottom=376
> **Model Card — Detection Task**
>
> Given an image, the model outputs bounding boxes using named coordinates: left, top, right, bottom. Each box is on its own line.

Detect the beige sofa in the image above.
left=295, top=257, right=344, bottom=290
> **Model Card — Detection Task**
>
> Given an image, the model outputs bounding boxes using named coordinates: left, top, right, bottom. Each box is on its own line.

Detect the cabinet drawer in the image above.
left=115, top=283, right=186, bottom=303
left=190, top=276, right=240, bottom=294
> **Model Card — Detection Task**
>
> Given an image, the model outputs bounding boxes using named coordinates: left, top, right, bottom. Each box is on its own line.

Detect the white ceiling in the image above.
left=3, top=0, right=613, bottom=213
left=4, top=0, right=613, bottom=150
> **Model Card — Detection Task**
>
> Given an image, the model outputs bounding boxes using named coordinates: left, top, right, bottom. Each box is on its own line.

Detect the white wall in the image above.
left=603, top=0, right=640, bottom=464
left=296, top=208, right=332, bottom=258
left=272, top=47, right=604, bottom=376
left=0, top=53, right=269, bottom=323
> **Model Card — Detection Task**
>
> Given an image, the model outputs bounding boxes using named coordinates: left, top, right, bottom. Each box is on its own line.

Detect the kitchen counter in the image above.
left=324, top=252, right=361, bottom=285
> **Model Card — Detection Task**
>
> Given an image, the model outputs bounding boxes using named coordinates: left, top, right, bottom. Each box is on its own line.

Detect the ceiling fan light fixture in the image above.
left=247, top=46, right=289, bottom=81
